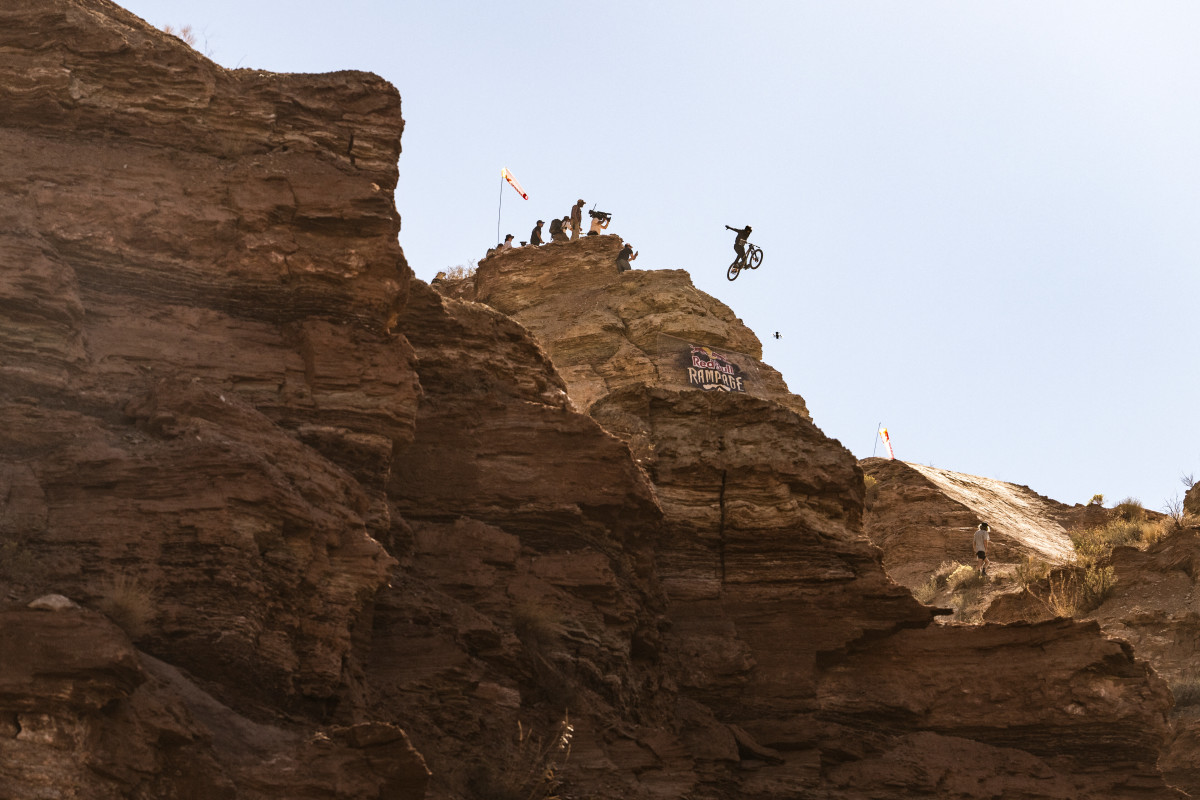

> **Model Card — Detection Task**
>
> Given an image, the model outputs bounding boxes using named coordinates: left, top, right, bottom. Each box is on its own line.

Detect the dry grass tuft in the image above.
left=443, top=262, right=477, bottom=280
left=946, top=563, right=983, bottom=592
left=1043, top=563, right=1115, bottom=618
left=94, top=574, right=156, bottom=639
left=472, top=714, right=574, bottom=800
left=1171, top=668, right=1200, bottom=711
left=161, top=24, right=197, bottom=47
left=912, top=575, right=939, bottom=604
left=1015, top=554, right=1051, bottom=589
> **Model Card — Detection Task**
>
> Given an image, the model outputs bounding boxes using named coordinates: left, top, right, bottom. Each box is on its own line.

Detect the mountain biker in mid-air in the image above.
left=725, top=224, right=752, bottom=266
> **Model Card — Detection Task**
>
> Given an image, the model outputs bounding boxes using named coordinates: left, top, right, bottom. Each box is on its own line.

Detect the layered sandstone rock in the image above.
left=1, top=0, right=423, bottom=795
left=455, top=243, right=1181, bottom=797
left=468, top=237, right=809, bottom=418
left=0, top=1, right=1187, bottom=798
left=1186, top=482, right=1200, bottom=519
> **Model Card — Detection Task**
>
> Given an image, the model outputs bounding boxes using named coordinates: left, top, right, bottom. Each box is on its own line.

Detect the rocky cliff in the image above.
left=1, top=1, right=426, bottom=796
left=448, top=242, right=1181, bottom=797
left=865, top=458, right=1200, bottom=796
left=0, top=1, right=1187, bottom=798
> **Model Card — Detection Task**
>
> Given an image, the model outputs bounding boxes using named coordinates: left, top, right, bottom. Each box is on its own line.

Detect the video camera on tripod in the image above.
left=588, top=209, right=612, bottom=222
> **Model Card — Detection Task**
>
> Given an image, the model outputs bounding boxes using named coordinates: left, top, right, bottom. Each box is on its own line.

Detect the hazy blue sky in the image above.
left=119, top=1, right=1199, bottom=511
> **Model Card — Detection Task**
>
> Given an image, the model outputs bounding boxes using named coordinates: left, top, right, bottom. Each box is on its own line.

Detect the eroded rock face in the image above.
left=1, top=0, right=423, bottom=795
left=0, top=606, right=430, bottom=799
left=1186, top=482, right=1200, bottom=519
left=459, top=243, right=1181, bottom=797
left=1, top=2, right=1187, bottom=798
left=467, top=237, right=809, bottom=418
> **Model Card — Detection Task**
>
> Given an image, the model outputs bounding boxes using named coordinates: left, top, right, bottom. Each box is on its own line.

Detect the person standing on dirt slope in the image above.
left=974, top=522, right=991, bottom=577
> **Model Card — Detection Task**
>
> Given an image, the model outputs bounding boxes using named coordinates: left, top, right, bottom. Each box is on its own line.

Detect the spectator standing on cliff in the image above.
left=974, top=522, right=990, bottom=577
left=616, top=243, right=638, bottom=273
left=530, top=220, right=545, bottom=246
left=548, top=217, right=565, bottom=242
left=570, top=199, right=585, bottom=242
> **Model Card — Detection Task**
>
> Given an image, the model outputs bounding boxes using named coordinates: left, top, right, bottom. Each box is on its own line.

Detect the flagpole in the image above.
left=872, top=422, right=881, bottom=457
left=496, top=173, right=504, bottom=246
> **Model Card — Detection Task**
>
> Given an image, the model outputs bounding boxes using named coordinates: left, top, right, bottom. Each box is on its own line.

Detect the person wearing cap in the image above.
left=615, top=242, right=638, bottom=273
left=570, top=199, right=585, bottom=242
left=500, top=234, right=516, bottom=250
left=530, top=220, right=545, bottom=246
left=973, top=522, right=991, bottom=577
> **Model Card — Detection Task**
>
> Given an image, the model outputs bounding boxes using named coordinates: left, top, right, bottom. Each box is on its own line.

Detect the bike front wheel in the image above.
left=749, top=248, right=763, bottom=269
left=727, top=261, right=741, bottom=281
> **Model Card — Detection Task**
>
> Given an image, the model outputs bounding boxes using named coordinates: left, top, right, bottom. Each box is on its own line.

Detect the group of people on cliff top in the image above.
left=493, top=197, right=639, bottom=272
left=493, top=199, right=757, bottom=277
left=499, top=198, right=613, bottom=251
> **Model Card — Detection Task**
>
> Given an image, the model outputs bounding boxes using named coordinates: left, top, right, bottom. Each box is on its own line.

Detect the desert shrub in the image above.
left=472, top=715, right=574, bottom=800
left=863, top=475, right=879, bottom=510
left=1015, top=555, right=1051, bottom=588
left=94, top=574, right=156, bottom=638
left=443, top=261, right=477, bottom=280
left=1044, top=563, right=1114, bottom=618
left=945, top=563, right=982, bottom=592
left=912, top=575, right=939, bottom=604
left=1087, top=493, right=1105, bottom=507
left=1171, top=670, right=1200, bottom=710
left=161, top=24, right=197, bottom=46
left=1114, top=497, right=1145, bottom=522
left=1083, top=564, right=1116, bottom=605
left=1071, top=514, right=1163, bottom=561
left=951, top=586, right=984, bottom=622
left=1164, top=495, right=1187, bottom=528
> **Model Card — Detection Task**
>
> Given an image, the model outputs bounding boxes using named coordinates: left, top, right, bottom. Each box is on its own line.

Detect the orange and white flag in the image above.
left=879, top=427, right=895, bottom=460
left=501, top=167, right=528, bottom=200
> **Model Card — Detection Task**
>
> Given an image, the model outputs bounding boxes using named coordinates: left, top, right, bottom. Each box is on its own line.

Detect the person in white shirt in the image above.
left=973, top=522, right=990, bottom=577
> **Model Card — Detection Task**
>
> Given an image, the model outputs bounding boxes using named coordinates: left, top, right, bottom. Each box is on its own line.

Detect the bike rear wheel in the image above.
left=749, top=247, right=763, bottom=269
left=727, top=260, right=741, bottom=281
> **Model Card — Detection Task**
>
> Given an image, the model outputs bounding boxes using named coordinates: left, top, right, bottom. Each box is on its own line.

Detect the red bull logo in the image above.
left=684, top=345, right=746, bottom=393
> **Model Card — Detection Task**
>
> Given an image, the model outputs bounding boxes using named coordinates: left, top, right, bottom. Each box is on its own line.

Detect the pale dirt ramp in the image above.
left=862, top=458, right=1077, bottom=590
left=906, top=463, right=1076, bottom=564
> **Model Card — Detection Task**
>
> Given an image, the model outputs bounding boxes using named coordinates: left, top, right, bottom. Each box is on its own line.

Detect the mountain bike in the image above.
left=726, top=243, right=763, bottom=281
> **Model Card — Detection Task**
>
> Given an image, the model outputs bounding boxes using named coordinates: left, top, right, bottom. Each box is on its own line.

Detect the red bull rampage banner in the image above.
left=684, top=345, right=746, bottom=393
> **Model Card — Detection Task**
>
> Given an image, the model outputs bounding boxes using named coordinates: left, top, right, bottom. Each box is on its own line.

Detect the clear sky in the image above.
left=119, top=1, right=1199, bottom=512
